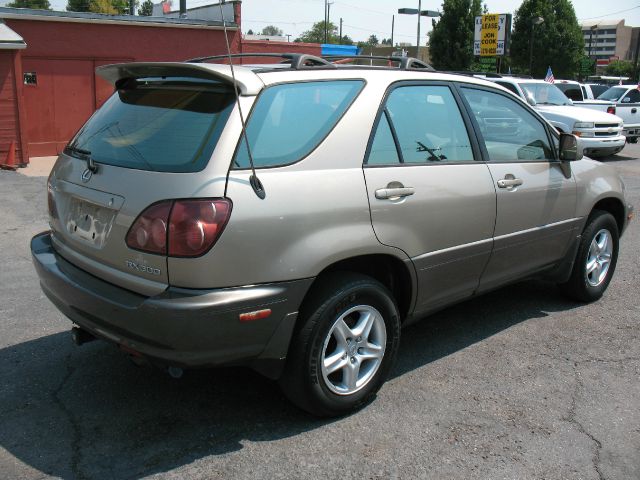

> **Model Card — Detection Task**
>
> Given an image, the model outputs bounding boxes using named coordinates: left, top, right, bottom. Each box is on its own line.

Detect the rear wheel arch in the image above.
left=307, top=254, right=414, bottom=322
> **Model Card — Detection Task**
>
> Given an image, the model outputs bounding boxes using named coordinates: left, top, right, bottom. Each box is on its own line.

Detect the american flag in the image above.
left=544, top=66, right=555, bottom=83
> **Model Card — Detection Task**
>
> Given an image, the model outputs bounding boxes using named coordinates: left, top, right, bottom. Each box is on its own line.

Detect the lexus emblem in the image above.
left=81, top=168, right=92, bottom=183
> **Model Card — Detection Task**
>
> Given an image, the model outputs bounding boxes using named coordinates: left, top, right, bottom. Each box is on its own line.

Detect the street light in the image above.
left=528, top=16, right=544, bottom=76
left=398, top=2, right=441, bottom=49
left=588, top=24, right=597, bottom=58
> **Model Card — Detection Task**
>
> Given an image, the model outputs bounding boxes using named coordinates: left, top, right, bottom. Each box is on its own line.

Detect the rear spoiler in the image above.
left=96, top=62, right=264, bottom=96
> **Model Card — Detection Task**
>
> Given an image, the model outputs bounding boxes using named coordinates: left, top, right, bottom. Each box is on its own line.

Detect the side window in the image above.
left=370, top=85, right=473, bottom=164
left=495, top=81, right=520, bottom=97
left=461, top=87, right=554, bottom=162
left=623, top=89, right=640, bottom=103
left=368, top=113, right=400, bottom=165
left=234, top=80, right=364, bottom=168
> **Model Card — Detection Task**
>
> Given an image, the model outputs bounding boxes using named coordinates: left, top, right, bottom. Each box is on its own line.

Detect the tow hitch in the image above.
left=71, top=326, right=96, bottom=346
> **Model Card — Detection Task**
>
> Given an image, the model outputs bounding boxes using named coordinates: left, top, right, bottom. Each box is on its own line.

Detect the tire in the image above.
left=279, top=272, right=401, bottom=417
left=559, top=210, right=619, bottom=302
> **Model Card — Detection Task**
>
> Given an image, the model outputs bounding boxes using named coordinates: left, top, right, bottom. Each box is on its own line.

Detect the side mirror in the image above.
left=525, top=93, right=537, bottom=106
left=559, top=133, right=583, bottom=161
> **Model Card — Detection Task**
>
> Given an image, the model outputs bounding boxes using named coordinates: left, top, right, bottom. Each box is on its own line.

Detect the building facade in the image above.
left=581, top=19, right=639, bottom=66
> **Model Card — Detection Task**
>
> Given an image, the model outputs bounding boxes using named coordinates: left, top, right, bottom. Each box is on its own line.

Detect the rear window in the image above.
left=556, top=83, right=583, bottom=101
left=65, top=78, right=235, bottom=173
left=597, top=87, right=626, bottom=102
left=234, top=80, right=364, bottom=168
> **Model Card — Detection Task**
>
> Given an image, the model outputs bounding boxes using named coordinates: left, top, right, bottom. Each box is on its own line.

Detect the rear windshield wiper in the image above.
left=65, top=146, right=98, bottom=173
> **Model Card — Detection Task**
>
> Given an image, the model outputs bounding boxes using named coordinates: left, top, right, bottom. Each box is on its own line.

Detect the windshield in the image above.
left=520, top=83, right=572, bottom=106
left=66, top=78, right=235, bottom=173
left=597, top=87, right=626, bottom=102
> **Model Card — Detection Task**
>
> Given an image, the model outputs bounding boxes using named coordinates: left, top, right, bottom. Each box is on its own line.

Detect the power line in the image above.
left=579, top=5, right=640, bottom=21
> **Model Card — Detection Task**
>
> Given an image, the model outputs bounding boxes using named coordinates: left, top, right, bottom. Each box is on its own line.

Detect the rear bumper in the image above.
left=31, top=231, right=313, bottom=377
left=622, top=126, right=640, bottom=139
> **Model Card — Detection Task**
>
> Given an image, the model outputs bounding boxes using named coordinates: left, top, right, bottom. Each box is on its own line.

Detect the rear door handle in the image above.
left=497, top=178, right=523, bottom=189
left=375, top=186, right=415, bottom=199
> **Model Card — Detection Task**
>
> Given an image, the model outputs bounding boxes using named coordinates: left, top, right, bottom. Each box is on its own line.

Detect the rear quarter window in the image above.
left=234, top=80, right=364, bottom=168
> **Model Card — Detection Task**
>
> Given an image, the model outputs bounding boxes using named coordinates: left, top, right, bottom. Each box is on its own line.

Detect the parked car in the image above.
left=490, top=77, right=625, bottom=157
left=32, top=54, right=633, bottom=417
left=555, top=79, right=617, bottom=113
left=585, top=83, right=610, bottom=99
left=598, top=85, right=640, bottom=143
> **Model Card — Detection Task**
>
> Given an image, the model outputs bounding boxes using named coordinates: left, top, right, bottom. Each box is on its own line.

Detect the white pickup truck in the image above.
left=597, top=85, right=640, bottom=143
left=555, top=80, right=617, bottom=114
left=490, top=77, right=625, bottom=157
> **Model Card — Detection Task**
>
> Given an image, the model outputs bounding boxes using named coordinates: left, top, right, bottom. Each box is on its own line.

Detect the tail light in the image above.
left=607, top=106, right=616, bottom=115
left=126, top=199, right=232, bottom=257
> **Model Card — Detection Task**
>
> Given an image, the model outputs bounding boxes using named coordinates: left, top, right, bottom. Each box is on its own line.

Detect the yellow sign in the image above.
left=480, top=14, right=499, bottom=56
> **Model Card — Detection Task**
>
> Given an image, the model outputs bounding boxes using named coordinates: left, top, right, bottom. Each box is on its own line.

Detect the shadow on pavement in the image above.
left=0, top=280, right=580, bottom=479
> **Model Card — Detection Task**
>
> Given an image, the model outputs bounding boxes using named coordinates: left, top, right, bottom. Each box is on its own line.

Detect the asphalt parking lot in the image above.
left=1, top=147, right=638, bottom=480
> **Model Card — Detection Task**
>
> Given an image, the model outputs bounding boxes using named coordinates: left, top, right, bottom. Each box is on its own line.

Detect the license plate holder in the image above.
left=66, top=198, right=115, bottom=247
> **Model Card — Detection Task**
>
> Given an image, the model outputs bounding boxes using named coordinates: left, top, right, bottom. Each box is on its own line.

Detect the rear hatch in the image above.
left=47, top=62, right=261, bottom=296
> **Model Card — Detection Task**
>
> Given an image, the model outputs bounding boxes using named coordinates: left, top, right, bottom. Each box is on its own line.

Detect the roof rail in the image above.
left=185, top=53, right=336, bottom=70
left=443, top=70, right=503, bottom=78
left=322, top=54, right=436, bottom=71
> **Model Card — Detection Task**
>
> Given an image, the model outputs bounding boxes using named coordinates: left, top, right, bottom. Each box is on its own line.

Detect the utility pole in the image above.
left=391, top=15, right=395, bottom=48
left=416, top=0, right=422, bottom=48
left=286, top=34, right=291, bottom=42
left=340, top=18, right=343, bottom=44
left=634, top=29, right=640, bottom=81
left=327, top=2, right=334, bottom=43
left=324, top=0, right=328, bottom=44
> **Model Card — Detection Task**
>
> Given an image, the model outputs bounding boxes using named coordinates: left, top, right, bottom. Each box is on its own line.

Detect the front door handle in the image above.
left=632, top=108, right=637, bottom=114
left=375, top=182, right=415, bottom=199
left=497, top=177, right=523, bottom=189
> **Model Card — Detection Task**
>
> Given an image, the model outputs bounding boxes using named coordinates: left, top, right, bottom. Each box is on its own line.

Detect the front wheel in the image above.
left=559, top=210, right=619, bottom=302
left=279, top=273, right=401, bottom=417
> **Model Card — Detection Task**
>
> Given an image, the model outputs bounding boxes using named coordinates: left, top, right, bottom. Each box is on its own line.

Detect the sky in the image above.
left=3, top=0, right=640, bottom=43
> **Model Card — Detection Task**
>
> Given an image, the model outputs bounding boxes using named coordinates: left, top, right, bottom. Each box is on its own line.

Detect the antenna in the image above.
left=217, top=2, right=265, bottom=200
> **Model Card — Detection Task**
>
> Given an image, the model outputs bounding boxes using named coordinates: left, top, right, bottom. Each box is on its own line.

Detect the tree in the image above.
left=67, top=0, right=132, bottom=13
left=89, top=0, right=117, bottom=14
left=247, top=29, right=255, bottom=35
left=367, top=35, right=379, bottom=46
left=66, top=0, right=90, bottom=11
left=138, top=0, right=153, bottom=16
left=381, top=38, right=392, bottom=46
left=428, top=0, right=483, bottom=70
left=7, top=0, right=51, bottom=9
left=606, top=60, right=633, bottom=77
left=261, top=25, right=284, bottom=36
left=296, top=21, right=338, bottom=44
left=510, top=0, right=584, bottom=78
left=341, top=35, right=354, bottom=45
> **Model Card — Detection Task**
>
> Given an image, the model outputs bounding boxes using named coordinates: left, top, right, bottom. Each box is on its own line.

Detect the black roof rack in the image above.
left=322, top=55, right=435, bottom=71
left=185, top=53, right=336, bottom=70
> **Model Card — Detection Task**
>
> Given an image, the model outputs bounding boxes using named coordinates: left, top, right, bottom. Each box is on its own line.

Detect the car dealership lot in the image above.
left=1, top=147, right=638, bottom=479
